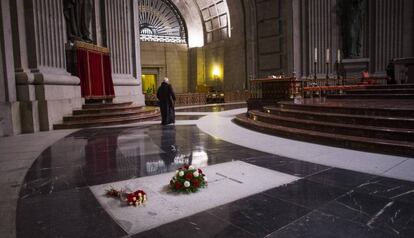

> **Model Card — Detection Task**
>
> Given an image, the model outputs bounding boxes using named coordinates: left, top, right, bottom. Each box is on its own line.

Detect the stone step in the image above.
left=346, top=89, right=414, bottom=94
left=265, top=107, right=414, bottom=129
left=63, top=108, right=157, bottom=122
left=278, top=101, right=414, bottom=117
left=249, top=110, right=414, bottom=142
left=73, top=105, right=144, bottom=115
left=234, top=114, right=414, bottom=157
left=82, top=102, right=133, bottom=109
left=327, top=94, right=414, bottom=99
left=54, top=112, right=160, bottom=130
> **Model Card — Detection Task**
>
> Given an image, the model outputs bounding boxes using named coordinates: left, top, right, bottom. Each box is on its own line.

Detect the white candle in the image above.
left=314, top=48, right=318, bottom=63
left=326, top=48, right=330, bottom=63
left=337, top=49, right=341, bottom=63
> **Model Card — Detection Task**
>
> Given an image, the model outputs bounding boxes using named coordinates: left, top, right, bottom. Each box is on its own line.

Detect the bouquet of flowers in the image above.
left=106, top=188, right=147, bottom=207
left=170, top=164, right=207, bottom=193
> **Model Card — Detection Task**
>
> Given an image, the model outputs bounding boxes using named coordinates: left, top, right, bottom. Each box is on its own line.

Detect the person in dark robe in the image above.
left=157, top=77, right=176, bottom=125
left=386, top=60, right=396, bottom=84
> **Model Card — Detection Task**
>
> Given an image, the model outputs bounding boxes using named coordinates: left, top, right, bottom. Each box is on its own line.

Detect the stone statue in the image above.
left=63, top=0, right=93, bottom=43
left=336, top=0, right=367, bottom=58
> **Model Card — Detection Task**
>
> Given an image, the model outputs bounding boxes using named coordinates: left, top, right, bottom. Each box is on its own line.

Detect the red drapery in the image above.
left=75, top=42, right=115, bottom=100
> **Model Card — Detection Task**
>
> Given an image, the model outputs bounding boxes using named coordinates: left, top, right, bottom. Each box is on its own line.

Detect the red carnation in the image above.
left=127, top=193, right=136, bottom=203
left=198, top=168, right=203, bottom=174
left=175, top=181, right=182, bottom=190
left=184, top=165, right=189, bottom=169
left=185, top=173, right=193, bottom=180
left=192, top=179, right=200, bottom=187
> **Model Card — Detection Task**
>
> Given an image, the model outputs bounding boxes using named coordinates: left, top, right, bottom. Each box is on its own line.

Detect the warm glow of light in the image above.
left=212, top=65, right=221, bottom=78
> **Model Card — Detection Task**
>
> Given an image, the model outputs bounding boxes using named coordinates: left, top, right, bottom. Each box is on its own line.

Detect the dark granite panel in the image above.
left=320, top=191, right=414, bottom=236
left=132, top=211, right=254, bottom=238
left=355, top=177, right=414, bottom=205
left=268, top=210, right=395, bottom=238
left=306, top=168, right=376, bottom=189
left=264, top=180, right=347, bottom=209
left=19, top=166, right=87, bottom=199
left=16, top=188, right=127, bottom=238
left=207, top=193, right=311, bottom=237
left=242, top=155, right=330, bottom=177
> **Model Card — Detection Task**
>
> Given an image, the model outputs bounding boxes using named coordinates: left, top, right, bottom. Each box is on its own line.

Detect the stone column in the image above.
left=0, top=0, right=20, bottom=136
left=402, top=0, right=414, bottom=57
left=292, top=0, right=302, bottom=77
left=102, top=0, right=144, bottom=105
left=301, top=0, right=339, bottom=77
left=224, top=0, right=247, bottom=91
left=370, top=0, right=407, bottom=75
left=243, top=0, right=258, bottom=83
left=11, top=0, right=82, bottom=132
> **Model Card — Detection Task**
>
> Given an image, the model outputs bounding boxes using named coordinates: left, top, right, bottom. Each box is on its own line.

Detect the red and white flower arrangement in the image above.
left=106, top=188, right=147, bottom=207
left=169, top=164, right=207, bottom=193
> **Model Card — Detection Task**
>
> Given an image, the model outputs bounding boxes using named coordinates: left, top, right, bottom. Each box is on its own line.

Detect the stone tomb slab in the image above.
left=90, top=161, right=299, bottom=235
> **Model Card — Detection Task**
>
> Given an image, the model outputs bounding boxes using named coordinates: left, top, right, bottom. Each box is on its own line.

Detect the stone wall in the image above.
left=140, top=42, right=188, bottom=93
left=187, top=0, right=247, bottom=92
left=293, top=0, right=414, bottom=77
left=252, top=0, right=294, bottom=78
left=369, top=0, right=413, bottom=74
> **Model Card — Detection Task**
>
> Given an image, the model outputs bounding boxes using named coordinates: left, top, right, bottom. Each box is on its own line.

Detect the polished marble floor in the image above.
left=3, top=103, right=414, bottom=238
left=176, top=102, right=246, bottom=112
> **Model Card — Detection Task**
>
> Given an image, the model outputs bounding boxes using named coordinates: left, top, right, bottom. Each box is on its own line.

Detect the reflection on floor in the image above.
left=176, top=102, right=247, bottom=112
left=175, top=115, right=205, bottom=120
left=16, top=124, right=414, bottom=238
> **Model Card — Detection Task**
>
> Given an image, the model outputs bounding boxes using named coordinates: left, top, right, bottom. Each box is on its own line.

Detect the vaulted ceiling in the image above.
left=138, top=0, right=231, bottom=48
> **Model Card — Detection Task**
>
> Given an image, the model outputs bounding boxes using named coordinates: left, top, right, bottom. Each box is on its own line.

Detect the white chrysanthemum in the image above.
left=175, top=170, right=179, bottom=175
left=193, top=171, right=199, bottom=177
left=184, top=181, right=190, bottom=187
left=188, top=165, right=195, bottom=170
left=203, top=176, right=208, bottom=182
left=179, top=171, right=184, bottom=177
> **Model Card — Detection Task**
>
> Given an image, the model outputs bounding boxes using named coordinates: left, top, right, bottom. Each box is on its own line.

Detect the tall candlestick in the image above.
left=337, top=49, right=341, bottom=63
left=314, top=48, right=318, bottom=63
left=326, top=48, right=330, bottom=63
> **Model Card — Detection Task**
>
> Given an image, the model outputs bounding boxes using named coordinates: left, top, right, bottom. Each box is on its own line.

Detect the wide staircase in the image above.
left=234, top=99, right=414, bottom=157
left=54, top=102, right=160, bottom=129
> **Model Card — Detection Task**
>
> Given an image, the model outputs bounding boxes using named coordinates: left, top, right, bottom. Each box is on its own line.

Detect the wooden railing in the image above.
left=145, top=91, right=249, bottom=106
left=249, top=77, right=302, bottom=100
left=175, top=93, right=207, bottom=105
left=224, top=90, right=250, bottom=102
left=247, top=75, right=390, bottom=109
left=301, top=76, right=388, bottom=97
left=301, top=76, right=387, bottom=88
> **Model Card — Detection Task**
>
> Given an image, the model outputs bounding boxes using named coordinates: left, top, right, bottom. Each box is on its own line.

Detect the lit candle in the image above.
left=314, top=48, right=318, bottom=63
left=337, top=49, right=341, bottom=63
left=326, top=48, right=330, bottom=63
